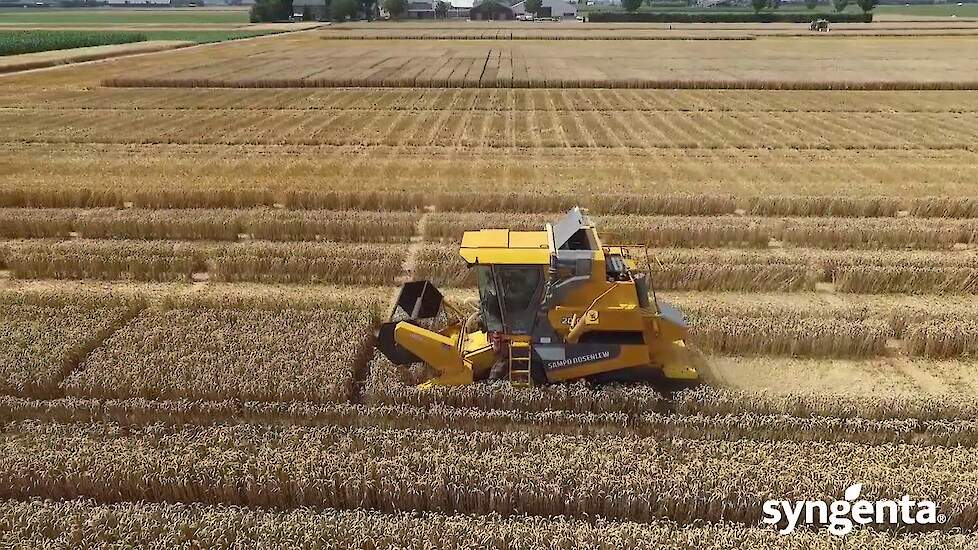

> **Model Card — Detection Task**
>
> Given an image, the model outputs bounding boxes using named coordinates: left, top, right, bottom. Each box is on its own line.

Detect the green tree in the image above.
left=621, top=0, right=642, bottom=13
left=856, top=0, right=877, bottom=12
left=435, top=0, right=450, bottom=17
left=832, top=0, right=847, bottom=11
left=359, top=0, right=378, bottom=19
left=751, top=0, right=767, bottom=13
left=524, top=0, right=542, bottom=15
left=331, top=0, right=358, bottom=20
left=249, top=0, right=292, bottom=22
left=302, top=5, right=313, bottom=19
left=804, top=0, right=817, bottom=9
left=477, top=0, right=505, bottom=18
left=383, top=0, right=408, bottom=17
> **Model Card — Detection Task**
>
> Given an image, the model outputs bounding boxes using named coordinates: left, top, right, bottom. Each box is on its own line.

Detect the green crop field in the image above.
left=0, top=8, right=249, bottom=26
left=0, top=30, right=145, bottom=56
left=0, top=28, right=280, bottom=56
left=876, top=3, right=978, bottom=18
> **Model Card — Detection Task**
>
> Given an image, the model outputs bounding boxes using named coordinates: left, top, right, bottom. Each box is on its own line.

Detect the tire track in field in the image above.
left=54, top=302, right=148, bottom=398
left=398, top=207, right=433, bottom=286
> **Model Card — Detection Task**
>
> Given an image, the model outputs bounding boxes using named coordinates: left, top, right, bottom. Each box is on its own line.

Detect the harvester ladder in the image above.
left=509, top=341, right=532, bottom=387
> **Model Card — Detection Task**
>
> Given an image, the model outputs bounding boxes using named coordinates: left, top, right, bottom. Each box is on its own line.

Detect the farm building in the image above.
left=511, top=0, right=576, bottom=18
left=292, top=0, right=330, bottom=19
left=379, top=0, right=435, bottom=18
left=106, top=0, right=172, bottom=4
left=405, top=0, right=436, bottom=16
left=379, top=0, right=471, bottom=18
left=447, top=0, right=473, bottom=16
left=469, top=0, right=514, bottom=20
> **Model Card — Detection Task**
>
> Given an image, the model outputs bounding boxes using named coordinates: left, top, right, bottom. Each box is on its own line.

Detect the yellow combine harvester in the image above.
left=377, top=207, right=697, bottom=387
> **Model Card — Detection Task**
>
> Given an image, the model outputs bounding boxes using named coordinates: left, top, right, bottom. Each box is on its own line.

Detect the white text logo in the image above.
left=761, top=484, right=946, bottom=537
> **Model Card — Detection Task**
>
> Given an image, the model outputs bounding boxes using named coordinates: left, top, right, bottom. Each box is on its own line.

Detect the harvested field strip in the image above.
left=2, top=421, right=978, bottom=529
left=3, top=108, right=978, bottom=150
left=425, top=212, right=978, bottom=249
left=1, top=500, right=965, bottom=549
left=417, top=244, right=978, bottom=293
left=0, top=208, right=420, bottom=242
left=6, top=88, right=978, bottom=114
left=319, top=32, right=758, bottom=41
left=0, top=240, right=407, bottom=285
left=103, top=76, right=978, bottom=91
left=0, top=41, right=191, bottom=75
left=8, top=34, right=972, bottom=89
left=62, top=305, right=377, bottom=404
left=3, top=395, right=978, bottom=447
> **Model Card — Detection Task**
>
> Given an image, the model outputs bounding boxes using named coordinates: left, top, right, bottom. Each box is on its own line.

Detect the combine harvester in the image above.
left=377, top=207, right=698, bottom=388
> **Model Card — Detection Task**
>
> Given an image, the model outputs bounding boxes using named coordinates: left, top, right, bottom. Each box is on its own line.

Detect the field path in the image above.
left=398, top=207, right=433, bottom=285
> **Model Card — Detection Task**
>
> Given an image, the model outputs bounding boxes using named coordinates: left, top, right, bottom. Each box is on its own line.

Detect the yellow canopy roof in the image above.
left=459, top=229, right=551, bottom=265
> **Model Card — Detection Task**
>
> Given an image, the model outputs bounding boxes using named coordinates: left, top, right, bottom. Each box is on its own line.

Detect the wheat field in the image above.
left=0, top=21, right=977, bottom=546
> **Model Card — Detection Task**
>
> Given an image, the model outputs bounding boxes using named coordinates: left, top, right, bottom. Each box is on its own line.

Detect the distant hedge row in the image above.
left=586, top=12, right=873, bottom=23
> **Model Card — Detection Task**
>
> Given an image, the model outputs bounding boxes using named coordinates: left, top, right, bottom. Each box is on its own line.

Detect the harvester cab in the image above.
left=376, top=207, right=698, bottom=388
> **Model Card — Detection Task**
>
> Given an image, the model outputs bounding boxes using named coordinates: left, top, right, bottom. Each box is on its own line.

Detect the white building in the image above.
left=511, top=0, right=576, bottom=18
left=378, top=0, right=473, bottom=18
left=106, top=0, right=172, bottom=5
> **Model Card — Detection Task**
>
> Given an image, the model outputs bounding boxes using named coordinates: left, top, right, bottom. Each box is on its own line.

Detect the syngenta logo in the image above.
left=761, top=484, right=947, bottom=537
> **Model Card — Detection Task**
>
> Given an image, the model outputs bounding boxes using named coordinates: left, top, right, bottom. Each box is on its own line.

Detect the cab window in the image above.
left=496, top=266, right=543, bottom=334
left=476, top=266, right=503, bottom=332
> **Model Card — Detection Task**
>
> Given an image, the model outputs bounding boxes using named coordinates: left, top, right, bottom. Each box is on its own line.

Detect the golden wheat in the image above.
left=63, top=305, right=375, bottom=404
left=3, top=421, right=977, bottom=528
left=409, top=244, right=978, bottom=293
left=365, top=353, right=663, bottom=415
left=691, top=317, right=890, bottom=358
left=3, top=499, right=969, bottom=549
left=244, top=209, right=419, bottom=242
left=0, top=301, right=142, bottom=399
left=905, top=321, right=978, bottom=359
left=4, top=393, right=978, bottom=447
left=3, top=240, right=208, bottom=282
left=0, top=208, right=77, bottom=238
left=2, top=240, right=407, bottom=285
left=210, top=242, right=405, bottom=285
left=73, top=208, right=243, bottom=240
